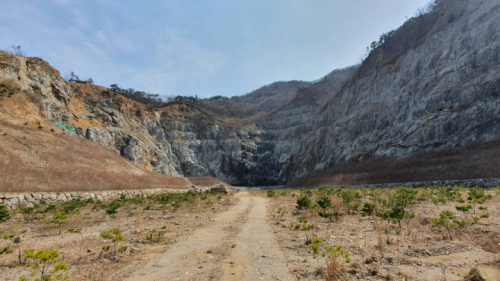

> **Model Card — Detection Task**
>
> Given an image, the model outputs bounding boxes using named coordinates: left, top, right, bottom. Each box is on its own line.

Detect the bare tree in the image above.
left=3, top=45, right=26, bottom=56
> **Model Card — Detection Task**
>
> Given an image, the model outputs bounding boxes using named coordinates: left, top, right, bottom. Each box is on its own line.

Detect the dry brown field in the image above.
left=1, top=187, right=499, bottom=281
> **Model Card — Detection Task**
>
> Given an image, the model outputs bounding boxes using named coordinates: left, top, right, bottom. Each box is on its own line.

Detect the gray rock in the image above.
left=58, top=193, right=68, bottom=202
left=153, top=263, right=165, bottom=267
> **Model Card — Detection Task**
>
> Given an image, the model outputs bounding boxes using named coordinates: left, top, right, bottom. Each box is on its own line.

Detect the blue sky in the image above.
left=1, top=0, right=430, bottom=98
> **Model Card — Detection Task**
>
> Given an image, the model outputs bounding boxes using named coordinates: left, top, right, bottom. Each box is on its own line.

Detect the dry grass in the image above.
left=326, top=256, right=339, bottom=281
left=287, top=137, right=500, bottom=187
left=0, top=121, right=188, bottom=192
left=266, top=187, right=500, bottom=280
left=0, top=191, right=234, bottom=281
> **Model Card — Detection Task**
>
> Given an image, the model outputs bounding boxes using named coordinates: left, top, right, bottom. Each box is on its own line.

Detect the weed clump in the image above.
left=20, top=249, right=70, bottom=281
left=100, top=228, right=124, bottom=254
left=0, top=79, right=20, bottom=97
left=296, top=195, right=312, bottom=210
left=464, top=268, right=485, bottom=281
left=0, top=205, right=11, bottom=222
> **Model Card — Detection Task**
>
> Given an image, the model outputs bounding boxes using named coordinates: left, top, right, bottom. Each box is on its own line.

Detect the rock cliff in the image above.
left=1, top=0, right=499, bottom=187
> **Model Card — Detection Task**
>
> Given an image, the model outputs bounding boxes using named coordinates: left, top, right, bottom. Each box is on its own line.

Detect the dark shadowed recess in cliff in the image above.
left=286, top=137, right=500, bottom=188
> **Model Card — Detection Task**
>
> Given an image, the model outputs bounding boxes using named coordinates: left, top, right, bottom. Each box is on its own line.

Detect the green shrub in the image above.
left=0, top=205, right=11, bottom=222
left=100, top=228, right=123, bottom=254
left=19, top=206, right=35, bottom=223
left=21, top=249, right=70, bottom=281
left=0, top=246, right=13, bottom=255
left=316, top=196, right=332, bottom=209
left=314, top=267, right=324, bottom=275
left=480, top=214, right=489, bottom=219
left=61, top=199, right=87, bottom=214
left=318, top=211, right=334, bottom=222
left=362, top=202, right=377, bottom=216
left=276, top=207, right=286, bottom=216
left=50, top=213, right=68, bottom=235
left=297, top=217, right=308, bottom=223
left=117, top=246, right=128, bottom=253
left=38, top=204, right=57, bottom=213
left=105, top=200, right=121, bottom=215
left=340, top=189, right=361, bottom=214
left=430, top=210, right=458, bottom=240
left=310, top=244, right=320, bottom=254
left=296, top=195, right=312, bottom=210
left=312, top=237, right=323, bottom=244
left=267, top=190, right=276, bottom=197
left=301, top=224, right=313, bottom=230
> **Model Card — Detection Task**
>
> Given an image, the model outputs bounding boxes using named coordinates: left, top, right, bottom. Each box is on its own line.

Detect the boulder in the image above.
left=58, top=194, right=68, bottom=201
left=9, top=198, right=18, bottom=205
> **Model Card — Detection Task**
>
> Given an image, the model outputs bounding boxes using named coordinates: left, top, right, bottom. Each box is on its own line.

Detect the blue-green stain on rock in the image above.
left=51, top=120, right=77, bottom=136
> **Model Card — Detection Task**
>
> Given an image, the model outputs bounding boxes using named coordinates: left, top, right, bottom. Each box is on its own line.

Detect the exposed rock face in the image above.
left=287, top=0, right=500, bottom=180
left=0, top=0, right=499, bottom=186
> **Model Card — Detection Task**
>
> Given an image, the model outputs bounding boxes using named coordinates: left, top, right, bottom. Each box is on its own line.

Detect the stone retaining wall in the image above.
left=337, top=178, right=500, bottom=189
left=0, top=188, right=188, bottom=210
left=247, top=178, right=500, bottom=190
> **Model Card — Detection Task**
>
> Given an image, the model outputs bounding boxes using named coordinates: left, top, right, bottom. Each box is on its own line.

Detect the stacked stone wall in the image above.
left=0, top=188, right=187, bottom=209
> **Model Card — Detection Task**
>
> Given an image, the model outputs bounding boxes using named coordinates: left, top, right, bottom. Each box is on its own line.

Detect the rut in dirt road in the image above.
left=124, top=193, right=294, bottom=281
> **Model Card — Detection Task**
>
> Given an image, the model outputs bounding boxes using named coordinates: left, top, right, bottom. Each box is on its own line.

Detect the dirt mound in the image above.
left=0, top=121, right=189, bottom=192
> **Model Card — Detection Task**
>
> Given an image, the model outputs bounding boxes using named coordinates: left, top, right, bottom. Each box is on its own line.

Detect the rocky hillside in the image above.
left=287, top=0, right=500, bottom=181
left=199, top=80, right=311, bottom=121
left=1, top=0, right=499, bottom=188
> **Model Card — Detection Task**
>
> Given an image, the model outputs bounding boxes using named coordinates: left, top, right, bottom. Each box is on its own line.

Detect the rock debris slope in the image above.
left=1, top=0, right=499, bottom=186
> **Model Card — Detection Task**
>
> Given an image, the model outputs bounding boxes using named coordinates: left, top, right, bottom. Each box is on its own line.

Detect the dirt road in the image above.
left=125, top=193, right=294, bottom=281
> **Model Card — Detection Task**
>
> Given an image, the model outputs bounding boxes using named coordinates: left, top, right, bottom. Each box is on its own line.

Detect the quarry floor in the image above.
left=2, top=191, right=499, bottom=281
left=121, top=191, right=500, bottom=281
left=123, top=192, right=294, bottom=281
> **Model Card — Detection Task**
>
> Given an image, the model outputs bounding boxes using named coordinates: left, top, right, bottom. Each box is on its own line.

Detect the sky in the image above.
left=1, top=0, right=430, bottom=99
